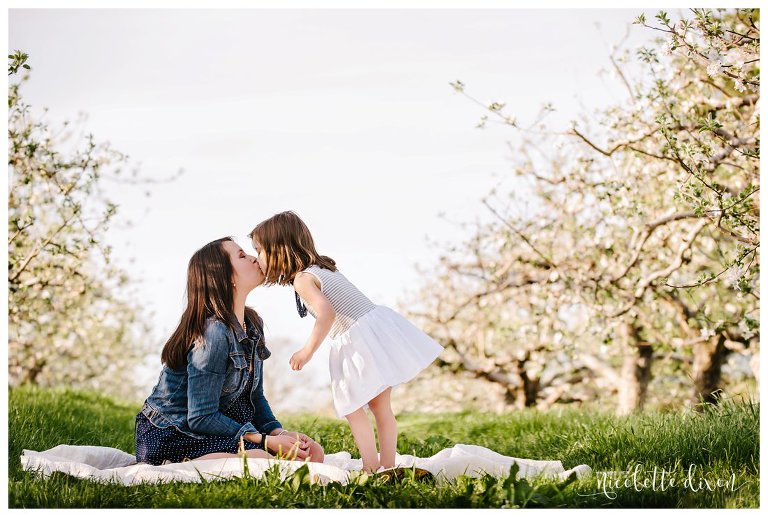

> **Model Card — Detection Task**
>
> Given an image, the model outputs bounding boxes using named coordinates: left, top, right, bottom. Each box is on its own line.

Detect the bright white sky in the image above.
left=8, top=7, right=663, bottom=401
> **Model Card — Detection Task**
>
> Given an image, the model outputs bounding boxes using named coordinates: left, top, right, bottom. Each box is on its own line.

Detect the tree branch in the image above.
left=609, top=219, right=708, bottom=317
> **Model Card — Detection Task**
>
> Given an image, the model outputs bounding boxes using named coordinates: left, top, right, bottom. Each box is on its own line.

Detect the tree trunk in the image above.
left=691, top=334, right=728, bottom=407
left=438, top=339, right=542, bottom=409
left=510, top=360, right=540, bottom=409
left=617, top=319, right=654, bottom=415
left=18, top=357, right=46, bottom=385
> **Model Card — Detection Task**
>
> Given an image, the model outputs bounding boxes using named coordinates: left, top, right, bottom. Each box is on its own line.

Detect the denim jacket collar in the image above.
left=226, top=313, right=257, bottom=342
left=228, top=313, right=270, bottom=360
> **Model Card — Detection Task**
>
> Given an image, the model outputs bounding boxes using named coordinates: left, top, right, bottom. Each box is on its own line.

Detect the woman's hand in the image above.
left=282, top=431, right=317, bottom=450
left=277, top=431, right=325, bottom=463
left=264, top=433, right=313, bottom=461
left=287, top=431, right=313, bottom=444
left=289, top=347, right=314, bottom=371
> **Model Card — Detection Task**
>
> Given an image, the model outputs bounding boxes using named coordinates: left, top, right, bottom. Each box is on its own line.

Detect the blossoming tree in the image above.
left=8, top=52, right=164, bottom=401
left=405, top=8, right=759, bottom=414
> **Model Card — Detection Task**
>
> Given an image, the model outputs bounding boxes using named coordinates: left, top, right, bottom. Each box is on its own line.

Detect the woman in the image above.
left=135, top=237, right=324, bottom=465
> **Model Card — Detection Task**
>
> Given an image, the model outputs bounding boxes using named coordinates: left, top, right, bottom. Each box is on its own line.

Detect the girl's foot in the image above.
left=375, top=465, right=401, bottom=475
left=362, top=463, right=381, bottom=474
left=375, top=466, right=434, bottom=482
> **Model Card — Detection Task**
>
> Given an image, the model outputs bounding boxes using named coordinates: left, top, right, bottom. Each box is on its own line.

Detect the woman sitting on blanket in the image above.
left=135, top=237, right=324, bottom=466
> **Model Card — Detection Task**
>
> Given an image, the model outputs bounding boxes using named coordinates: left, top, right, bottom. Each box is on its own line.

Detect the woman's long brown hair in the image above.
left=248, top=211, right=336, bottom=286
left=161, top=237, right=260, bottom=370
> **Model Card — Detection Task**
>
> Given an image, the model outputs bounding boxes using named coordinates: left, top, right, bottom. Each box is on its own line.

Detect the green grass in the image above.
left=8, top=385, right=759, bottom=508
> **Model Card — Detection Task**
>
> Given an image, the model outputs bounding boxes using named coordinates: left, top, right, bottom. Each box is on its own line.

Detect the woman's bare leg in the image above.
left=345, top=407, right=380, bottom=473
left=195, top=448, right=273, bottom=461
left=367, top=387, right=397, bottom=469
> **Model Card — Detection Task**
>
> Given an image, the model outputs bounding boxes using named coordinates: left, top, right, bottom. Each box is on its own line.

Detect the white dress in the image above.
left=296, top=265, right=444, bottom=418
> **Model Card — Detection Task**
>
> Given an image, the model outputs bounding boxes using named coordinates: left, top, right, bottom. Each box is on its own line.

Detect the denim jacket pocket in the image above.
left=222, top=352, right=247, bottom=394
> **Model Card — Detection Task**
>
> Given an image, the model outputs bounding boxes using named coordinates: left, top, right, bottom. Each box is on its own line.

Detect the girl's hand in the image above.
left=289, top=347, right=314, bottom=370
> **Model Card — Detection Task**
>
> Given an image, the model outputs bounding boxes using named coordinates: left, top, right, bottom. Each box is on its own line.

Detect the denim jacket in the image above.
left=140, top=313, right=281, bottom=440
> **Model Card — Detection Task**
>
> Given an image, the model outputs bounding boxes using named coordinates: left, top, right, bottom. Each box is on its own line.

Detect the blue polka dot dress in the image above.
left=135, top=339, right=266, bottom=466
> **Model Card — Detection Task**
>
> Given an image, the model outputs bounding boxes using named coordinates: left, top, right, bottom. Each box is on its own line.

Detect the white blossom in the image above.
left=706, top=61, right=723, bottom=78
left=749, top=99, right=759, bottom=123
left=725, top=264, right=746, bottom=286
left=738, top=319, right=757, bottom=339
left=724, top=48, right=744, bottom=69
left=692, top=152, right=708, bottom=163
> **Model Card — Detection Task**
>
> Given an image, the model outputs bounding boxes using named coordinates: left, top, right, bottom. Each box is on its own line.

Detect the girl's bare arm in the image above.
left=293, top=272, right=335, bottom=354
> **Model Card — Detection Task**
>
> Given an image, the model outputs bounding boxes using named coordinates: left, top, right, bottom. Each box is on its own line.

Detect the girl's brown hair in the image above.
left=248, top=211, right=336, bottom=286
left=161, top=237, right=260, bottom=370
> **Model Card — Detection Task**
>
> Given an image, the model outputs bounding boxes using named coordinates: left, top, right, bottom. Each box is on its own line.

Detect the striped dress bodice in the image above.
left=297, top=265, right=376, bottom=338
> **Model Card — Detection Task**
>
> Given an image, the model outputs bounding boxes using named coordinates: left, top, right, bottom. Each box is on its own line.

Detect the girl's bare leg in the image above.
left=195, top=449, right=273, bottom=461
left=345, top=407, right=380, bottom=473
left=367, top=387, right=397, bottom=469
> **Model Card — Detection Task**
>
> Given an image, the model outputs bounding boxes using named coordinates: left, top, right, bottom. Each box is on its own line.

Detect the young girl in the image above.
left=248, top=211, right=444, bottom=473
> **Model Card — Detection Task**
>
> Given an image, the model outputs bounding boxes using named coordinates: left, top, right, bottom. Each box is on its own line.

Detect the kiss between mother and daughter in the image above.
left=135, top=210, right=444, bottom=475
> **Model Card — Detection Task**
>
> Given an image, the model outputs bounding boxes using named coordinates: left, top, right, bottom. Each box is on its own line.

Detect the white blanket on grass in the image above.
left=21, top=444, right=592, bottom=486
